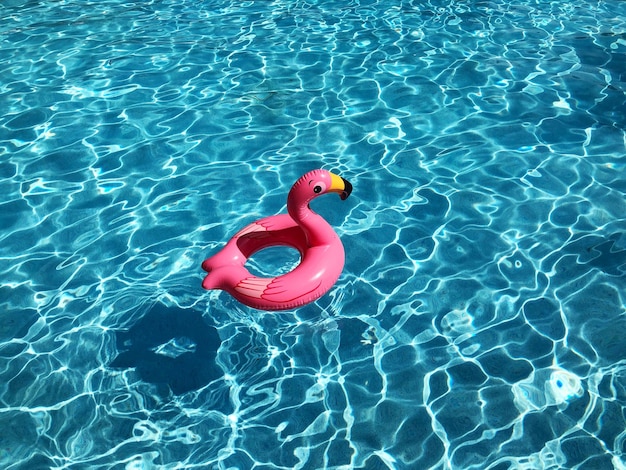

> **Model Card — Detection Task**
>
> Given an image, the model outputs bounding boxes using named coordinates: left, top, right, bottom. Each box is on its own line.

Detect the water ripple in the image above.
left=1, top=0, right=625, bottom=468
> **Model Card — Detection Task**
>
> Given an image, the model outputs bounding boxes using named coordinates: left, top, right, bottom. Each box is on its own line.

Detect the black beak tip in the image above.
left=340, top=178, right=353, bottom=200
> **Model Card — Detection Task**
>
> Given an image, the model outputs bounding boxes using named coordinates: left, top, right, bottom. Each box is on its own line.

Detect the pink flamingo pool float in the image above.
left=201, top=169, right=352, bottom=310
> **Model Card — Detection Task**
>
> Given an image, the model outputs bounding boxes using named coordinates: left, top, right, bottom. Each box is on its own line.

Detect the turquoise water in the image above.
left=1, top=0, right=625, bottom=468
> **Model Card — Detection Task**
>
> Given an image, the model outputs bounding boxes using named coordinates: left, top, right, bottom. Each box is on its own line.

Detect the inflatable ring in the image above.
left=201, top=169, right=352, bottom=310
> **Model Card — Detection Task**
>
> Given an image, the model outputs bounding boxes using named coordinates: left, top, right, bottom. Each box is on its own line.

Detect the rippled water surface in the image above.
left=1, top=0, right=626, bottom=468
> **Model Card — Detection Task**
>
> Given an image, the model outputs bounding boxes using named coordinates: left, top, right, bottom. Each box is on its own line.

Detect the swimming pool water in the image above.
left=1, top=0, right=625, bottom=468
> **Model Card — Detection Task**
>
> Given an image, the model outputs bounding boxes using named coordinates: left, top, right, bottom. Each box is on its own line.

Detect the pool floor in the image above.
left=1, top=0, right=625, bottom=468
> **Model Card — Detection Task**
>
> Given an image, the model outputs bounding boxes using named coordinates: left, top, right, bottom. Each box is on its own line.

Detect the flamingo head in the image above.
left=287, top=169, right=352, bottom=218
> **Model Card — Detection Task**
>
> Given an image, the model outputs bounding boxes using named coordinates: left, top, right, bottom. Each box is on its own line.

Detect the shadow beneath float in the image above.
left=110, top=303, right=222, bottom=395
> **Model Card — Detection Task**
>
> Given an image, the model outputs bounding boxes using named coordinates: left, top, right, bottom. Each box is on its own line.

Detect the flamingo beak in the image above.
left=329, top=172, right=353, bottom=200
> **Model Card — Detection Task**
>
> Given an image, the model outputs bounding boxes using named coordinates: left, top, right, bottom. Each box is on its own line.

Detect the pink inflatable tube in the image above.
left=201, top=169, right=352, bottom=310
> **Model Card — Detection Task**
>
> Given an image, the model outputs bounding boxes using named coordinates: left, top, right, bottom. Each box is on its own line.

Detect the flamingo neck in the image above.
left=288, top=203, right=333, bottom=247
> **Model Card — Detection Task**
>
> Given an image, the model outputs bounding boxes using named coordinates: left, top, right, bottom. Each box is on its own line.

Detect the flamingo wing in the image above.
left=233, top=275, right=322, bottom=308
left=233, top=277, right=273, bottom=299
left=261, top=275, right=322, bottom=303
left=233, top=267, right=322, bottom=306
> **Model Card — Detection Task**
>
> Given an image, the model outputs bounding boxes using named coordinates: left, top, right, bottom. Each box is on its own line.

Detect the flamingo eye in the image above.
left=310, top=180, right=326, bottom=194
